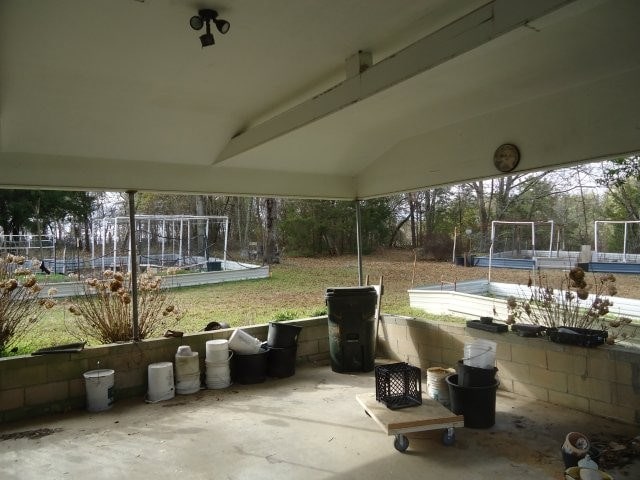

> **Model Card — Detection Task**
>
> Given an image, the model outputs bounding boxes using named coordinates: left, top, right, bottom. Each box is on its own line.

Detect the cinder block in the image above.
left=511, top=344, right=547, bottom=368
left=566, top=375, right=611, bottom=403
left=69, top=378, right=85, bottom=398
left=396, top=339, right=420, bottom=359
left=47, top=359, right=90, bottom=383
left=613, top=361, right=633, bottom=386
left=496, top=360, right=530, bottom=383
left=589, top=398, right=636, bottom=424
left=613, top=383, right=640, bottom=409
left=546, top=350, right=586, bottom=375
left=529, top=366, right=568, bottom=393
left=587, top=356, right=618, bottom=381
left=25, top=381, right=69, bottom=406
left=441, top=348, right=460, bottom=367
left=513, top=381, right=549, bottom=401
left=548, top=390, right=589, bottom=412
left=296, top=340, right=319, bottom=357
left=379, top=323, right=407, bottom=343
left=0, top=387, right=24, bottom=411
left=300, top=324, right=327, bottom=342
left=407, top=326, right=432, bottom=346
left=1, top=364, right=47, bottom=389
left=495, top=342, right=511, bottom=361
left=419, top=345, right=443, bottom=364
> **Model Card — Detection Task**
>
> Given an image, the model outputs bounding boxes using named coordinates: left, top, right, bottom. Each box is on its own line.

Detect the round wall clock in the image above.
left=493, top=143, right=520, bottom=173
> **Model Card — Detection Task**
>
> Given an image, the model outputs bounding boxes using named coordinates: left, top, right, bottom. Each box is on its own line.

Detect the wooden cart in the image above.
left=356, top=392, right=464, bottom=452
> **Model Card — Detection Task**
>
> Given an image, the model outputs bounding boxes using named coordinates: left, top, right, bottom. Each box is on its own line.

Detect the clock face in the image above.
left=493, top=144, right=520, bottom=173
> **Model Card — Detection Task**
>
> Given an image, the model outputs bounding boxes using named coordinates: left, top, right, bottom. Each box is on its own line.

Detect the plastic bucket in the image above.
left=267, top=322, right=302, bottom=348
left=175, top=353, right=201, bottom=394
left=83, top=369, right=115, bottom=412
left=456, top=360, right=498, bottom=387
left=205, top=358, right=231, bottom=389
left=147, top=362, right=175, bottom=402
left=231, top=348, right=268, bottom=384
left=463, top=339, right=496, bottom=369
left=446, top=374, right=499, bottom=428
left=426, top=367, right=455, bottom=407
left=267, top=345, right=298, bottom=378
left=206, top=339, right=230, bottom=362
left=229, top=329, right=262, bottom=355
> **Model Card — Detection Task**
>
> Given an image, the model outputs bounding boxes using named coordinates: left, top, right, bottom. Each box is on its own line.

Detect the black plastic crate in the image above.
left=375, top=362, right=422, bottom=409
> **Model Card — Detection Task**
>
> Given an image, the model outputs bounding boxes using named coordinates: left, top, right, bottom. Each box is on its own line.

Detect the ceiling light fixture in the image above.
left=189, top=9, right=230, bottom=48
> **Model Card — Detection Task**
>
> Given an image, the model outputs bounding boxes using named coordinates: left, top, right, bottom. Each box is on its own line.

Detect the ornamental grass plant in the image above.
left=67, top=270, right=183, bottom=344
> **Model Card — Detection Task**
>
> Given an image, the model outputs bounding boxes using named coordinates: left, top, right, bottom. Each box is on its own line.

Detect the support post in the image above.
left=355, top=200, right=363, bottom=286
left=127, top=190, right=140, bottom=342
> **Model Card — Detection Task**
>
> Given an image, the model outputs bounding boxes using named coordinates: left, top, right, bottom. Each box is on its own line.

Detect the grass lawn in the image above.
left=13, top=252, right=433, bottom=354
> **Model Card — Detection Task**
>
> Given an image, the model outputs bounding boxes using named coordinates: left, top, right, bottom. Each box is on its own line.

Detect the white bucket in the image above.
left=206, top=339, right=230, bottom=362
left=205, top=358, right=231, bottom=389
left=83, top=369, right=115, bottom=412
left=228, top=329, right=262, bottom=355
left=464, top=339, right=497, bottom=369
left=426, top=367, right=455, bottom=407
left=175, top=352, right=201, bottom=395
left=147, top=362, right=175, bottom=402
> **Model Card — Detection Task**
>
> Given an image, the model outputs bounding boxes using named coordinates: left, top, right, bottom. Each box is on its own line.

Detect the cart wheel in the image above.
left=394, top=434, right=409, bottom=452
left=442, top=427, right=456, bottom=446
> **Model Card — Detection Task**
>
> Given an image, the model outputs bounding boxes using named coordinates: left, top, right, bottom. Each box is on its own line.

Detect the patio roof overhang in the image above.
left=1, top=0, right=639, bottom=200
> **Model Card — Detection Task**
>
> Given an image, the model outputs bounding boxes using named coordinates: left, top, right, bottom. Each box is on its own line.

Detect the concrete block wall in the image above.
left=0, top=317, right=329, bottom=423
left=376, top=315, right=640, bottom=425
left=3, top=314, right=638, bottom=426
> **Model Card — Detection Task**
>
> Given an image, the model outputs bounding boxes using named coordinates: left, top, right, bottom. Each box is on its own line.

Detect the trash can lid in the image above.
left=325, top=286, right=377, bottom=298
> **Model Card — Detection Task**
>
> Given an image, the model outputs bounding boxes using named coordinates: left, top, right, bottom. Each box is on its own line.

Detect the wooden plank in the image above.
left=356, top=392, right=463, bottom=435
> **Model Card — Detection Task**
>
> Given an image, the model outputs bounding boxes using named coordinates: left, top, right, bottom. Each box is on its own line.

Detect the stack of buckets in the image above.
left=229, top=329, right=268, bottom=384
left=205, top=339, right=232, bottom=389
left=175, top=345, right=201, bottom=395
left=445, top=339, right=499, bottom=428
left=266, top=322, right=302, bottom=378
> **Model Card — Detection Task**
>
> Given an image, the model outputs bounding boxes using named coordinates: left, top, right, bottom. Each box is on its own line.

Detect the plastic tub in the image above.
left=206, top=339, right=230, bottom=362
left=456, top=360, right=498, bottom=387
left=267, top=345, right=298, bottom=378
left=228, top=329, right=262, bottom=355
left=446, top=373, right=499, bottom=428
left=231, top=348, right=268, bottom=384
left=267, top=322, right=302, bottom=348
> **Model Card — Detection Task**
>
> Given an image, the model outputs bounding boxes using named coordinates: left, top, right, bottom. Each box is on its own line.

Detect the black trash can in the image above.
left=325, top=286, right=378, bottom=373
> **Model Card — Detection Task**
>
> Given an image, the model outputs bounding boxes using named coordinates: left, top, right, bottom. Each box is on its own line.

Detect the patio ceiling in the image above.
left=1, top=0, right=639, bottom=200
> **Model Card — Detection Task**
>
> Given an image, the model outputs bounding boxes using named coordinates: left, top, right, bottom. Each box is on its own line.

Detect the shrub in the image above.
left=66, top=270, right=182, bottom=344
left=0, top=254, right=56, bottom=355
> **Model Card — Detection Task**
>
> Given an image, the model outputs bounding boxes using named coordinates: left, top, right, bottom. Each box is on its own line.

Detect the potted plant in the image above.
left=506, top=267, right=634, bottom=346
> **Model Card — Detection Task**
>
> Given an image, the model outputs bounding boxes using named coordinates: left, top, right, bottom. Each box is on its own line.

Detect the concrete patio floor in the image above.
left=1, top=362, right=638, bottom=480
